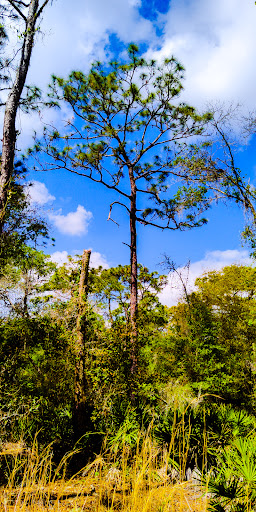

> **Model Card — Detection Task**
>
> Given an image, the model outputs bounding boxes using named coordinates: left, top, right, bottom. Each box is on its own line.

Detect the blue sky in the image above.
left=3, top=0, right=256, bottom=304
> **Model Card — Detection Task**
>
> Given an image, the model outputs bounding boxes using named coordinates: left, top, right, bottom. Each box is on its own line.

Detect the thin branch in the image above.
left=107, top=216, right=119, bottom=227
left=6, top=0, right=26, bottom=20
left=108, top=200, right=130, bottom=217
left=33, top=152, right=131, bottom=199
left=13, top=0, right=30, bottom=6
left=36, top=0, right=51, bottom=20
left=107, top=201, right=129, bottom=226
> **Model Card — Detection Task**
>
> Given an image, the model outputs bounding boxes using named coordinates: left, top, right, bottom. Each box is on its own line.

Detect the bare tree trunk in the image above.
left=0, top=0, right=49, bottom=233
left=129, top=167, right=138, bottom=376
left=23, top=272, right=29, bottom=318
left=73, top=249, right=91, bottom=441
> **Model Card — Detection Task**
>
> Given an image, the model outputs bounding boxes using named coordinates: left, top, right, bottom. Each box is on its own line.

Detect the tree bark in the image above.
left=129, top=167, right=138, bottom=376
left=23, top=272, right=29, bottom=318
left=73, top=249, right=91, bottom=441
left=0, top=0, right=47, bottom=233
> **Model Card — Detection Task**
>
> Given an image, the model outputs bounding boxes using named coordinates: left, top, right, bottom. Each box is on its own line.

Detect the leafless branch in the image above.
left=6, top=0, right=26, bottom=20
left=36, top=0, right=51, bottom=20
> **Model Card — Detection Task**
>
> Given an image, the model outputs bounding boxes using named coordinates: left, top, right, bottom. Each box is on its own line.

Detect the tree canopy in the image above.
left=33, top=45, right=225, bottom=379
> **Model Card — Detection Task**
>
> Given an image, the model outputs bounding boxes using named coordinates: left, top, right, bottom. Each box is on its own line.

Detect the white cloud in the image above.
left=50, top=250, right=70, bottom=266
left=90, top=251, right=109, bottom=269
left=6, top=0, right=256, bottom=150
left=147, top=0, right=256, bottom=108
left=159, top=249, right=253, bottom=307
left=19, top=106, right=73, bottom=151
left=51, top=249, right=109, bottom=269
left=28, top=0, right=154, bottom=89
left=48, top=205, right=93, bottom=236
left=25, top=181, right=55, bottom=205
left=0, top=0, right=155, bottom=149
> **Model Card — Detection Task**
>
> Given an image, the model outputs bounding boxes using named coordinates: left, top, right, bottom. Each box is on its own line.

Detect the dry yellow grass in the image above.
left=0, top=435, right=208, bottom=512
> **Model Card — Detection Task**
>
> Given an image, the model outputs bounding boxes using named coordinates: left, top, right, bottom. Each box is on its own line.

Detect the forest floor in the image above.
left=0, top=441, right=209, bottom=511
left=0, top=473, right=208, bottom=511
left=0, top=480, right=208, bottom=511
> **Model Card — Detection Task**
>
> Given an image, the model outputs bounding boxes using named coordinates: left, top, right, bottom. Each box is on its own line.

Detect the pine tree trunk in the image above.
left=0, top=0, right=40, bottom=232
left=129, top=168, right=138, bottom=376
left=73, top=249, right=91, bottom=441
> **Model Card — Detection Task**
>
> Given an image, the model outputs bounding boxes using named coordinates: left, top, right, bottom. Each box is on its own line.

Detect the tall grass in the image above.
left=0, top=426, right=208, bottom=511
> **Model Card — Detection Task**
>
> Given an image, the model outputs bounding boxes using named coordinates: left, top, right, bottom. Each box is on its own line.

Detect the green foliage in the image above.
left=0, top=247, right=56, bottom=318
left=0, top=160, right=51, bottom=267
left=152, top=265, right=256, bottom=408
left=36, top=45, right=218, bottom=234
left=32, top=47, right=256, bottom=410
left=108, top=406, right=141, bottom=453
left=207, top=432, right=256, bottom=511
left=2, top=251, right=256, bottom=486
left=91, top=264, right=167, bottom=325
left=0, top=316, right=74, bottom=446
left=37, top=47, right=256, bottom=245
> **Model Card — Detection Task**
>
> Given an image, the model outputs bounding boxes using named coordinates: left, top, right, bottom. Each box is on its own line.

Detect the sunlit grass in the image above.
left=0, top=431, right=208, bottom=512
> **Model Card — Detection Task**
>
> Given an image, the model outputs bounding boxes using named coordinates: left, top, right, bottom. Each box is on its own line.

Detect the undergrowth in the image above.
left=0, top=427, right=208, bottom=512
